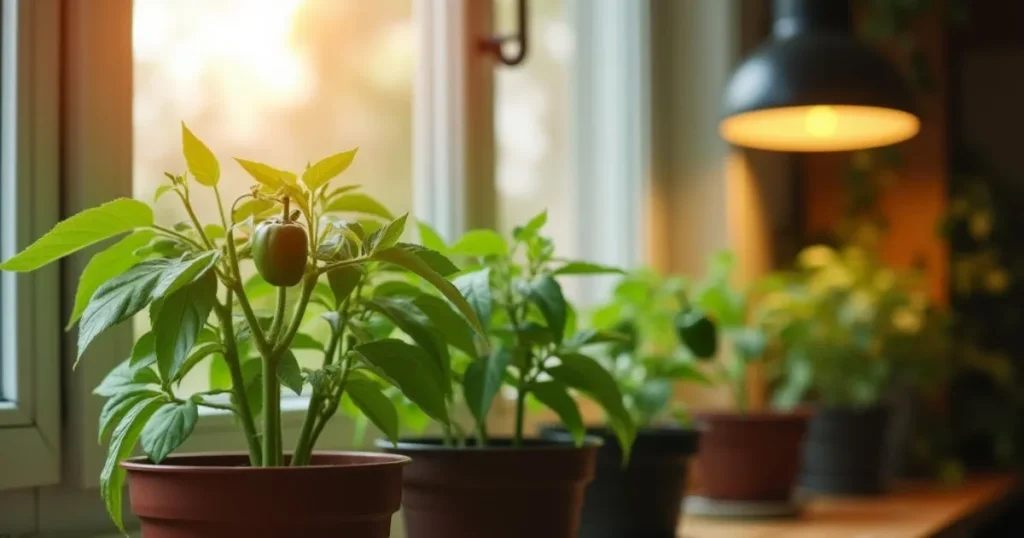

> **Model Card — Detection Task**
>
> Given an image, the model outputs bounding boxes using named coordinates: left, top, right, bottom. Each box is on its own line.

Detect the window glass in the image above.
left=495, top=0, right=577, bottom=256
left=132, top=0, right=415, bottom=395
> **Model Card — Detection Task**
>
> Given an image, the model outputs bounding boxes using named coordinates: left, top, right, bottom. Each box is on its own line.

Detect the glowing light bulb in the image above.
left=805, top=106, right=839, bottom=138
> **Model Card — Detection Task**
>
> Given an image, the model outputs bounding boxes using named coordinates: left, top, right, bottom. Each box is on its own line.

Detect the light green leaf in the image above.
left=173, top=342, right=222, bottom=385
left=154, top=185, right=175, bottom=202
left=549, top=352, right=635, bottom=461
left=531, top=381, right=584, bottom=445
left=453, top=268, right=492, bottom=331
left=366, top=297, right=449, bottom=386
left=243, top=272, right=275, bottom=301
left=651, top=358, right=713, bottom=385
left=352, top=339, right=449, bottom=422
left=232, top=198, right=275, bottom=223
left=417, top=221, right=447, bottom=252
left=0, top=198, right=153, bottom=272
left=322, top=184, right=362, bottom=205
left=99, top=390, right=162, bottom=444
left=101, top=397, right=164, bottom=532
left=513, top=210, right=548, bottom=241
left=302, top=148, right=358, bottom=191
left=231, top=359, right=263, bottom=417
left=367, top=214, right=408, bottom=253
left=528, top=275, right=567, bottom=343
left=204, top=224, right=225, bottom=240
left=181, top=123, right=220, bottom=186
left=78, top=259, right=171, bottom=362
left=326, top=265, right=364, bottom=306
left=552, top=261, right=625, bottom=276
left=208, top=355, right=232, bottom=391
left=289, top=332, right=325, bottom=351
left=395, top=243, right=460, bottom=277
left=345, top=378, right=399, bottom=444
left=68, top=231, right=156, bottom=329
left=326, top=193, right=394, bottom=220
left=463, top=347, right=511, bottom=424
left=140, top=400, right=198, bottom=463
left=277, top=350, right=304, bottom=396
left=413, top=294, right=477, bottom=358
left=234, top=158, right=290, bottom=190
left=371, top=247, right=487, bottom=339
left=449, top=229, right=508, bottom=257
left=153, top=270, right=217, bottom=381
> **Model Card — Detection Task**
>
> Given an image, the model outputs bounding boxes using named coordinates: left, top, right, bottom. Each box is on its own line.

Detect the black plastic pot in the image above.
left=541, top=426, right=701, bottom=538
left=800, top=406, right=891, bottom=495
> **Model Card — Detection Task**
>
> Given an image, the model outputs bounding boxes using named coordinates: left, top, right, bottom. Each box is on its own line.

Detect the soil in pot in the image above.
left=121, top=452, right=408, bottom=538
left=379, top=437, right=599, bottom=538
left=800, top=406, right=891, bottom=495
left=694, top=411, right=810, bottom=502
left=541, top=426, right=700, bottom=538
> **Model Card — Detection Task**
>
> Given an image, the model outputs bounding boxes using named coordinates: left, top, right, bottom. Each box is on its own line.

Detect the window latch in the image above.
left=480, top=0, right=528, bottom=67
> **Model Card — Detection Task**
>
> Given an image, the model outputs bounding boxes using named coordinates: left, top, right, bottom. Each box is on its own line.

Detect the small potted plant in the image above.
left=759, top=244, right=942, bottom=495
left=541, top=268, right=715, bottom=538
left=379, top=212, right=637, bottom=538
left=687, top=253, right=811, bottom=512
left=0, top=125, right=484, bottom=537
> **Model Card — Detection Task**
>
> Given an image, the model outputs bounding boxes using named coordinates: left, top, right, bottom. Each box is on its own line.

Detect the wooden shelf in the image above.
left=681, top=475, right=1018, bottom=538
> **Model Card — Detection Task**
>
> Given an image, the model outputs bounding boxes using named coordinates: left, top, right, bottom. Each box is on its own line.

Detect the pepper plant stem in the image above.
left=291, top=327, right=343, bottom=466
left=213, top=297, right=261, bottom=467
left=262, top=352, right=281, bottom=466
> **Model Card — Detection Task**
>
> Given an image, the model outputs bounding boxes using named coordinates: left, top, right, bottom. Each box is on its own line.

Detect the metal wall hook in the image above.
left=480, top=0, right=528, bottom=66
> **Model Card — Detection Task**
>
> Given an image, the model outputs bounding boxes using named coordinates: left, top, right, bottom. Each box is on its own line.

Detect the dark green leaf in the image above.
left=548, top=352, right=635, bottom=460
left=0, top=198, right=154, bottom=272
left=232, top=359, right=263, bottom=417
left=395, top=243, right=460, bottom=277
left=634, top=379, right=673, bottom=423
left=95, top=355, right=160, bottom=396
left=326, top=265, right=364, bottom=306
left=366, top=297, right=449, bottom=387
left=449, top=229, right=508, bottom=257
left=98, top=390, right=162, bottom=443
left=288, top=332, right=325, bottom=351
left=528, top=275, right=567, bottom=343
left=675, top=310, right=718, bottom=359
left=453, top=268, right=492, bottom=331
left=101, top=397, right=164, bottom=532
left=150, top=251, right=220, bottom=299
left=78, top=260, right=172, bottom=362
left=277, top=350, right=304, bottom=396
left=140, top=400, right=199, bottom=463
left=173, top=342, right=222, bottom=385
left=552, top=261, right=624, bottom=276
left=463, top=347, right=512, bottom=425
left=153, top=270, right=217, bottom=381
left=366, top=213, right=408, bottom=253
left=352, top=339, right=449, bottom=422
left=413, top=294, right=478, bottom=358
left=67, top=230, right=156, bottom=329
left=326, top=193, right=394, bottom=220
left=531, top=381, right=584, bottom=445
left=373, top=280, right=422, bottom=298
left=346, top=378, right=399, bottom=444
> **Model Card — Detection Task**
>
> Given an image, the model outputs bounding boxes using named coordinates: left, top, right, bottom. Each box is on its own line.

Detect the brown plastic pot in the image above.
left=379, top=437, right=600, bottom=538
left=693, top=411, right=810, bottom=501
left=122, top=452, right=409, bottom=538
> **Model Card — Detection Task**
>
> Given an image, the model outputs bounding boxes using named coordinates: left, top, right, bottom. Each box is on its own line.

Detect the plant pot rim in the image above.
left=376, top=436, right=603, bottom=452
left=121, top=451, right=410, bottom=473
left=694, top=408, right=813, bottom=422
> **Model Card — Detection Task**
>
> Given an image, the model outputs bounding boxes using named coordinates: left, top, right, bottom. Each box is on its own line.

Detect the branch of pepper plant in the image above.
left=213, top=293, right=262, bottom=466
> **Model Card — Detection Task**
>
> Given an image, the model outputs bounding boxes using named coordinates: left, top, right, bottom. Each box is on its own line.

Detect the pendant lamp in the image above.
left=719, top=0, right=920, bottom=152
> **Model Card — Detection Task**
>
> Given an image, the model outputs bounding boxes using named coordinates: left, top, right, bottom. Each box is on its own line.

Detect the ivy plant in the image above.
left=0, top=124, right=483, bottom=531
left=588, top=269, right=716, bottom=426
left=420, top=212, right=637, bottom=455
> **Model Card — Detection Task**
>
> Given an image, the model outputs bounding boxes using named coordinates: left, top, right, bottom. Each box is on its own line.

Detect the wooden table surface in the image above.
left=681, top=475, right=1018, bottom=538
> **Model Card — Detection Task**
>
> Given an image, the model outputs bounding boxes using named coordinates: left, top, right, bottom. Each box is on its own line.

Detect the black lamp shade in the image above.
left=720, top=0, right=920, bottom=152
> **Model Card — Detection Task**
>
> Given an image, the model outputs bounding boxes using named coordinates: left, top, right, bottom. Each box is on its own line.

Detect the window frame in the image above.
left=0, top=0, right=62, bottom=491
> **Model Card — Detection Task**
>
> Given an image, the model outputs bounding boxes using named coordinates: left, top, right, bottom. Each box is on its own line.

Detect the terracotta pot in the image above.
left=380, top=437, right=599, bottom=538
left=800, top=405, right=891, bottom=495
left=693, top=411, right=810, bottom=501
left=122, top=452, right=408, bottom=538
left=541, top=426, right=700, bottom=538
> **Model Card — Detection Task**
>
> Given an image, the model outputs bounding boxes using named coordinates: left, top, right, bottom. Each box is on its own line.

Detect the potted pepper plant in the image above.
left=379, top=212, right=637, bottom=538
left=541, top=268, right=715, bottom=538
left=686, top=253, right=811, bottom=514
left=759, top=244, right=945, bottom=495
left=0, top=124, right=484, bottom=537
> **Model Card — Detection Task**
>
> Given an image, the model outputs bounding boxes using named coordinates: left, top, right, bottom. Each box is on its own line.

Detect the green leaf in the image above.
left=325, top=193, right=394, bottom=220
left=417, top=221, right=447, bottom=252
left=552, top=261, right=625, bottom=276
left=101, top=396, right=164, bottom=532
left=67, top=230, right=156, bottom=329
left=528, top=275, right=567, bottom=343
left=676, top=310, right=718, bottom=359
left=234, top=158, right=290, bottom=190
left=453, top=268, right=492, bottom=331
left=151, top=251, right=220, bottom=299
left=0, top=198, right=154, bottom=272
left=650, top=358, right=713, bottom=385
left=635, top=379, right=674, bottom=423
left=78, top=259, right=171, bottom=362
left=413, top=294, right=478, bottom=358
left=326, top=265, right=363, bottom=306
left=548, top=352, right=635, bottom=461
left=233, top=359, right=263, bottom=417
left=277, top=350, right=304, bottom=396
left=531, top=381, right=584, bottom=445
left=345, top=378, right=399, bottom=444
left=352, top=339, right=449, bottom=422
left=373, top=280, right=422, bottom=298
left=181, top=123, right=220, bottom=186
left=367, top=213, right=408, bottom=253
left=395, top=243, right=460, bottom=277
left=128, top=332, right=158, bottom=368
left=140, top=400, right=198, bottom=463
left=99, top=391, right=162, bottom=444
left=154, top=185, right=175, bottom=202
left=371, top=247, right=487, bottom=339
left=449, top=229, right=508, bottom=257
left=208, top=355, right=232, bottom=391
left=322, top=184, right=362, bottom=205
left=172, top=342, right=222, bottom=384
left=243, top=272, right=275, bottom=301
left=366, top=297, right=449, bottom=386
left=153, top=270, right=217, bottom=381
left=463, top=347, right=512, bottom=424
left=289, top=332, right=325, bottom=351
left=233, top=198, right=275, bottom=223
left=302, top=148, right=358, bottom=191
left=513, top=210, right=548, bottom=240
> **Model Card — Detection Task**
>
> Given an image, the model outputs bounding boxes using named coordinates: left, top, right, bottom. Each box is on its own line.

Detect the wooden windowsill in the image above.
left=681, top=475, right=1018, bottom=538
